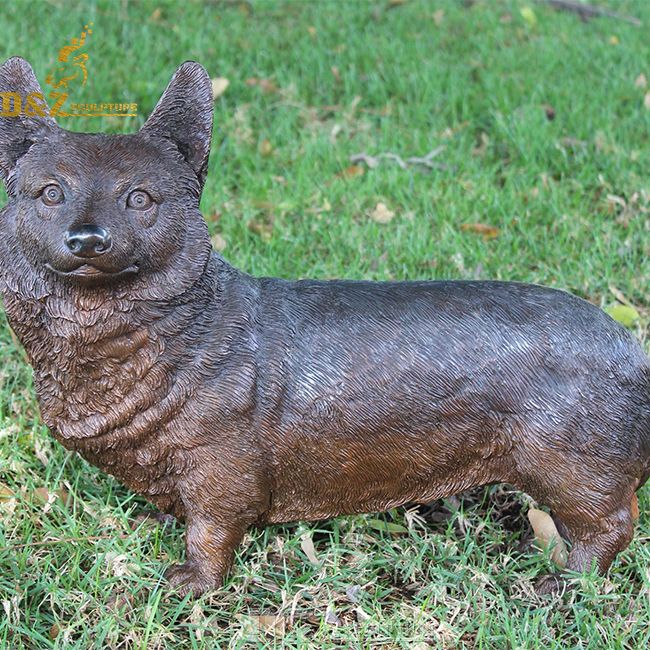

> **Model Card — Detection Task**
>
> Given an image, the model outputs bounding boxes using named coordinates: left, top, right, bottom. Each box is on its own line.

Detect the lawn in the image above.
left=0, top=0, right=649, bottom=647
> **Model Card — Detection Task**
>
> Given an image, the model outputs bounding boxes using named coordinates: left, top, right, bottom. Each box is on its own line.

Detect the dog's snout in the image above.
left=64, top=225, right=112, bottom=258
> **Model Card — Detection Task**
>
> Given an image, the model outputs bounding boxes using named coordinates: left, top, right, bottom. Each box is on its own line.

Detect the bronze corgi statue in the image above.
left=0, top=57, right=648, bottom=596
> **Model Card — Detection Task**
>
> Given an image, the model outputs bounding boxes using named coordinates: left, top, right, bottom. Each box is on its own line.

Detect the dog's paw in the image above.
left=164, top=562, right=221, bottom=596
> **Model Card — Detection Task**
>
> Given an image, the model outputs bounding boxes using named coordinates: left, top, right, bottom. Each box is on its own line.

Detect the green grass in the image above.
left=1, top=0, right=649, bottom=647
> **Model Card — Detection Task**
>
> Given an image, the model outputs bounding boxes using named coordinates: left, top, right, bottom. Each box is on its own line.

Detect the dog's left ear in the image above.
left=141, top=61, right=213, bottom=189
left=0, top=57, right=57, bottom=182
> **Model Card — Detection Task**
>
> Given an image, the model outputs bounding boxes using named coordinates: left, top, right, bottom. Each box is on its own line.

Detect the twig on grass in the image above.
left=351, top=146, right=448, bottom=172
left=538, top=0, right=641, bottom=26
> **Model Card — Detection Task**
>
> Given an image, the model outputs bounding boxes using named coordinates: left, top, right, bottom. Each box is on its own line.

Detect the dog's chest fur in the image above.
left=2, top=259, right=260, bottom=516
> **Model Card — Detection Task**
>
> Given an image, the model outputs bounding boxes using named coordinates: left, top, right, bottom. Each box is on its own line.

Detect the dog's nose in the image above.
left=64, top=225, right=112, bottom=258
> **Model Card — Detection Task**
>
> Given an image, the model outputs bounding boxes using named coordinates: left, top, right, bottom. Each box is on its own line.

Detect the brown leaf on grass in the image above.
left=33, top=487, right=51, bottom=504
left=433, top=9, right=445, bottom=25
left=0, top=482, right=14, bottom=499
left=247, top=219, right=273, bottom=242
left=238, top=614, right=286, bottom=638
left=527, top=507, right=568, bottom=567
left=307, top=25, right=317, bottom=38
left=149, top=8, right=162, bottom=22
left=245, top=78, right=279, bottom=94
left=543, top=104, right=556, bottom=121
left=635, top=73, right=647, bottom=89
left=387, top=0, right=408, bottom=7
left=259, top=139, right=273, bottom=157
left=49, top=623, right=60, bottom=640
left=370, top=202, right=395, bottom=224
left=460, top=223, right=500, bottom=239
left=336, top=164, right=365, bottom=180
left=211, top=77, right=230, bottom=99
left=32, top=485, right=70, bottom=508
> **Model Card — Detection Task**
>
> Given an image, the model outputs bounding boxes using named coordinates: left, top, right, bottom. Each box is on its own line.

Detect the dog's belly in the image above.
left=263, top=422, right=511, bottom=523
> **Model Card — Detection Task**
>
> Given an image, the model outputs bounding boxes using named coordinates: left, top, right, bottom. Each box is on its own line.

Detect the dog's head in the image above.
left=0, top=57, right=214, bottom=297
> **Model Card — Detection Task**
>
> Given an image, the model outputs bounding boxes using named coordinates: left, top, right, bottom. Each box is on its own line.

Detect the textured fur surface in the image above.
left=1, top=57, right=648, bottom=595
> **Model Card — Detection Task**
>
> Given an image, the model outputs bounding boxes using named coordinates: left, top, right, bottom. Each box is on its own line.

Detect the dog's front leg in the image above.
left=164, top=510, right=249, bottom=596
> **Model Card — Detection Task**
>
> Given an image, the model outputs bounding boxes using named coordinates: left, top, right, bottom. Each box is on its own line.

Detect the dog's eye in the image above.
left=127, top=190, right=153, bottom=210
left=41, top=184, right=64, bottom=206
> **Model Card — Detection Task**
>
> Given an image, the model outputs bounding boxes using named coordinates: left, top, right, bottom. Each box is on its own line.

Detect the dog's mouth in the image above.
left=45, top=262, right=139, bottom=281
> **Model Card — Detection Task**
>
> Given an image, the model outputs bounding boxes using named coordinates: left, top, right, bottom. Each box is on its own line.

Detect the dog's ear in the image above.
left=141, top=61, right=213, bottom=189
left=0, top=57, right=57, bottom=182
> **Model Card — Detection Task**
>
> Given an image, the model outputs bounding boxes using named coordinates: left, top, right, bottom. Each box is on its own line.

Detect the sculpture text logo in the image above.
left=0, top=24, right=137, bottom=118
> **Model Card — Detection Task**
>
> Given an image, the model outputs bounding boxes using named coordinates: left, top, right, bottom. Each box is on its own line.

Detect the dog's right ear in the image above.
left=0, top=57, right=57, bottom=182
left=140, top=61, right=213, bottom=190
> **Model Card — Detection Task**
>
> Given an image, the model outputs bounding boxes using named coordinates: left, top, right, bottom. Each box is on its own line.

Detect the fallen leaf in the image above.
left=58, top=486, right=70, bottom=507
left=247, top=219, right=273, bottom=242
left=635, top=73, right=647, bottom=89
left=325, top=606, right=341, bottom=626
left=307, top=25, right=317, bottom=37
left=149, top=8, right=162, bottom=22
left=105, top=552, right=136, bottom=577
left=460, top=223, right=500, bottom=239
left=644, top=92, right=650, bottom=110
left=33, top=487, right=51, bottom=504
left=337, top=165, right=365, bottom=179
left=605, top=304, right=640, bottom=328
left=259, top=139, right=273, bottom=157
left=238, top=614, right=286, bottom=638
left=211, top=77, right=230, bottom=99
left=433, top=9, right=444, bottom=25
left=543, top=104, right=556, bottom=121
left=211, top=233, right=227, bottom=252
left=245, top=78, right=278, bottom=94
left=300, top=531, right=320, bottom=565
left=609, top=35, right=620, bottom=46
left=49, top=623, right=60, bottom=640
left=527, top=507, right=568, bottom=567
left=520, top=6, right=537, bottom=28
left=371, top=202, right=395, bottom=224
left=366, top=518, right=408, bottom=534
left=345, top=584, right=362, bottom=602
left=31, top=485, right=70, bottom=510
left=0, top=482, right=14, bottom=499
